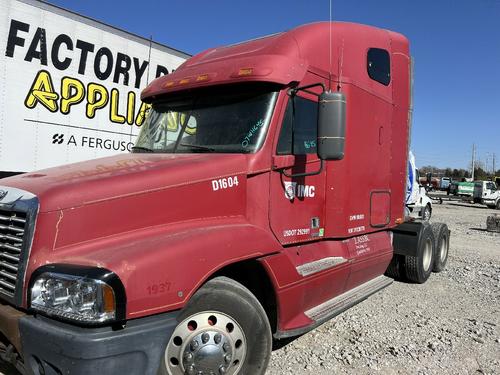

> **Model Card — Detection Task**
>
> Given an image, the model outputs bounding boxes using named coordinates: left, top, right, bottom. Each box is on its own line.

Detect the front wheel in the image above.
left=159, top=277, right=272, bottom=375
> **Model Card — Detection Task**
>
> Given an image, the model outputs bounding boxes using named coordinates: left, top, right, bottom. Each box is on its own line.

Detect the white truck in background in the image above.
left=0, top=0, right=189, bottom=177
left=473, top=181, right=500, bottom=209
left=406, top=151, right=433, bottom=220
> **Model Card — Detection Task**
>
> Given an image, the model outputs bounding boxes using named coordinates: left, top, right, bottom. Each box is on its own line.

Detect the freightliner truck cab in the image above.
left=0, top=22, right=449, bottom=375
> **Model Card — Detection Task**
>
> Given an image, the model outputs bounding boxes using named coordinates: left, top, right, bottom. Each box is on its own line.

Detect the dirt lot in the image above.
left=266, top=198, right=500, bottom=375
left=1, top=198, right=499, bottom=375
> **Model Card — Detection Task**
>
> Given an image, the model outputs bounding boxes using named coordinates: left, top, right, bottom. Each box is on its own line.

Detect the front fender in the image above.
left=32, top=217, right=282, bottom=319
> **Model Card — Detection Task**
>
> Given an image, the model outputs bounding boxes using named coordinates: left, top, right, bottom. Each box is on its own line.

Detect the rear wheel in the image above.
left=496, top=200, right=500, bottom=210
left=431, top=223, right=450, bottom=272
left=422, top=204, right=432, bottom=221
left=405, top=222, right=435, bottom=283
left=159, top=277, right=272, bottom=375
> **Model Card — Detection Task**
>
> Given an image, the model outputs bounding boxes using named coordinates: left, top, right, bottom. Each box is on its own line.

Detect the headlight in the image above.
left=31, top=272, right=117, bottom=324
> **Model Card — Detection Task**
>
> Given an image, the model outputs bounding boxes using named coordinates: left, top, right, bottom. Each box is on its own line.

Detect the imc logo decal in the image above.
left=283, top=182, right=316, bottom=200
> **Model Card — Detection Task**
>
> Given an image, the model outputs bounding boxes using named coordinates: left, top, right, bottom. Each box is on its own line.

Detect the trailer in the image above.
left=0, top=0, right=190, bottom=177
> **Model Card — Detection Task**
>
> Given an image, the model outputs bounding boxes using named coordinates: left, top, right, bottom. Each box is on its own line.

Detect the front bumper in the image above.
left=0, top=303, right=178, bottom=375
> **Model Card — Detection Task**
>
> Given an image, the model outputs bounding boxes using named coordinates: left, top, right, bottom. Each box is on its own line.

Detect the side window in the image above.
left=276, top=96, right=318, bottom=155
left=367, top=48, right=390, bottom=86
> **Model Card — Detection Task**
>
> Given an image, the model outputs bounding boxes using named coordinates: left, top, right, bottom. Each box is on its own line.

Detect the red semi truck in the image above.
left=0, top=22, right=450, bottom=375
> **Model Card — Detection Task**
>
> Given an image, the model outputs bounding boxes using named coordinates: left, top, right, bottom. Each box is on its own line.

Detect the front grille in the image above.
left=0, top=208, right=27, bottom=297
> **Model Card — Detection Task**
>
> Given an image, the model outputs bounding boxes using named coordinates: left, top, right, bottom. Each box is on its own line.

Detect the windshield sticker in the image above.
left=241, top=119, right=264, bottom=148
left=304, top=140, right=316, bottom=150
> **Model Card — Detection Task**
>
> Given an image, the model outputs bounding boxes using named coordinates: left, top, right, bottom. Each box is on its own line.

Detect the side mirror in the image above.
left=317, top=91, right=346, bottom=160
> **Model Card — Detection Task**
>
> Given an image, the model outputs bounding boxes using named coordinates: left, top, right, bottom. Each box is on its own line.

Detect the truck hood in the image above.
left=2, top=153, right=249, bottom=213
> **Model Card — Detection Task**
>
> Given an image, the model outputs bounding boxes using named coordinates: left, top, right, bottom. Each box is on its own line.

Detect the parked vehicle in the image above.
left=440, top=177, right=452, bottom=191
left=473, top=181, right=500, bottom=209
left=0, top=0, right=189, bottom=178
left=449, top=181, right=475, bottom=197
left=406, top=151, right=433, bottom=220
left=0, top=22, right=450, bottom=375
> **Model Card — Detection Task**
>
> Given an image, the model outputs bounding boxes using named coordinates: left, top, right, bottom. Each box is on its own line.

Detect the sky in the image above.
left=48, top=0, right=500, bottom=171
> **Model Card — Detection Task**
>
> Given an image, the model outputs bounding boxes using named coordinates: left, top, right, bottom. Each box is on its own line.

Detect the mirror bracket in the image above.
left=281, top=159, right=324, bottom=178
left=288, top=83, right=326, bottom=98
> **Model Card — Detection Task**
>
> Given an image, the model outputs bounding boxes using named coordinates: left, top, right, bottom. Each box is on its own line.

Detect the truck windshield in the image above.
left=134, top=87, right=277, bottom=153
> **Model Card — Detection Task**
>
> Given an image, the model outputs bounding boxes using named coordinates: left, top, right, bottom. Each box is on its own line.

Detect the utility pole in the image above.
left=493, top=153, right=496, bottom=176
left=471, top=144, right=475, bottom=181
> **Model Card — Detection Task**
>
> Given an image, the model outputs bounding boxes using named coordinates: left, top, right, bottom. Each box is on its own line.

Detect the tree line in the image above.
left=418, top=166, right=500, bottom=180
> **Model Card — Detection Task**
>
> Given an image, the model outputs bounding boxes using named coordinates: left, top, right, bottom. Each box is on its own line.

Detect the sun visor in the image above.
left=141, top=54, right=308, bottom=102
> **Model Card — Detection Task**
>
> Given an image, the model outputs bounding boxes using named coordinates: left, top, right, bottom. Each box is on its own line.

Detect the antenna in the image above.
left=328, top=0, right=332, bottom=91
left=146, top=35, right=153, bottom=85
left=337, top=38, right=344, bottom=91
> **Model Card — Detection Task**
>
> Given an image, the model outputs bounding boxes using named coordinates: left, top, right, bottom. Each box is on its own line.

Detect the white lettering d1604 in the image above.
left=212, top=176, right=239, bottom=191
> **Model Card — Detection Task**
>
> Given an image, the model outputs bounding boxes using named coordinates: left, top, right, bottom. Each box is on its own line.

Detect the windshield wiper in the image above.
left=178, top=143, right=216, bottom=152
left=131, top=146, right=154, bottom=153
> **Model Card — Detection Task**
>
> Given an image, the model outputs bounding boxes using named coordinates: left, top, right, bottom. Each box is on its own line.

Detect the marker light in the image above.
left=196, top=74, right=210, bottom=82
left=238, top=68, right=254, bottom=77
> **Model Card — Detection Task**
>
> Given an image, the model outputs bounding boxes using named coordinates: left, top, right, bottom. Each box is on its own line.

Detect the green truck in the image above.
left=449, top=181, right=474, bottom=196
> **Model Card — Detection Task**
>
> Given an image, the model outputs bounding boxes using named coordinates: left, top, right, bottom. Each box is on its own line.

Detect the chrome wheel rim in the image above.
left=165, top=311, right=246, bottom=375
left=422, top=238, right=433, bottom=272
left=423, top=207, right=431, bottom=221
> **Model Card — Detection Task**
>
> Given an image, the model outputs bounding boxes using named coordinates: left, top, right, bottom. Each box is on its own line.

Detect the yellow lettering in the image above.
left=135, top=101, right=151, bottom=126
left=166, top=112, right=179, bottom=132
left=185, top=116, right=197, bottom=135
left=60, top=77, right=85, bottom=114
left=24, top=70, right=59, bottom=112
left=127, top=91, right=135, bottom=125
left=109, top=88, right=125, bottom=124
left=86, top=83, right=109, bottom=118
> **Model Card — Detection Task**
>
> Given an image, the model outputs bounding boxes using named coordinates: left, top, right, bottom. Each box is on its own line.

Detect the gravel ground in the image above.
left=1, top=197, right=499, bottom=374
left=267, top=197, right=500, bottom=375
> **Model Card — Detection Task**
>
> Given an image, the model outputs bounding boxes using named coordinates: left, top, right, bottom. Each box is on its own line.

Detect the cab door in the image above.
left=269, top=90, right=326, bottom=244
left=268, top=78, right=351, bottom=315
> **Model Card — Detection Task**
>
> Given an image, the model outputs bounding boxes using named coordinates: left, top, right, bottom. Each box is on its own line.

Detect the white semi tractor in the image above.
left=406, top=151, right=433, bottom=220
left=0, top=0, right=190, bottom=177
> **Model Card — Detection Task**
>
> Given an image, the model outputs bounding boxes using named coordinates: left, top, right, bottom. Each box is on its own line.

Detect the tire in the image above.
left=496, top=200, right=500, bottom=210
left=405, top=222, right=435, bottom=283
left=158, top=277, right=272, bottom=375
left=385, top=255, right=404, bottom=281
left=431, top=223, right=450, bottom=273
left=422, top=204, right=432, bottom=221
